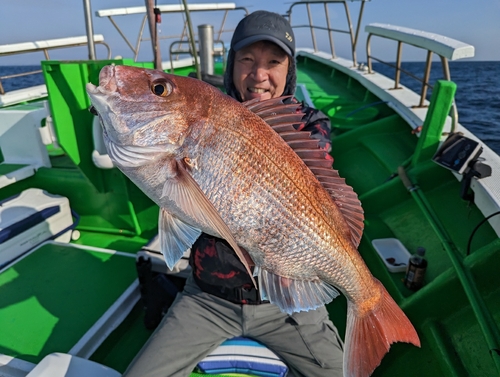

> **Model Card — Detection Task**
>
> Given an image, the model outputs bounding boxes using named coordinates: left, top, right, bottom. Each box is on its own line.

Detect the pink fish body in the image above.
left=86, top=65, right=420, bottom=377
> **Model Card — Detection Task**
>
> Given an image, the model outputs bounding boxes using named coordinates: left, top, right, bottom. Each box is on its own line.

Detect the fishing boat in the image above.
left=0, top=1, right=499, bottom=376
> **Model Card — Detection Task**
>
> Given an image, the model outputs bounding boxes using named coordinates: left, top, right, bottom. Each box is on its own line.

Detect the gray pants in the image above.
left=123, top=274, right=344, bottom=377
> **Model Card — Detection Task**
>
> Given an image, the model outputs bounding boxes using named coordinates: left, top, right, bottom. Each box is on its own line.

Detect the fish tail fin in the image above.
left=344, top=280, right=420, bottom=377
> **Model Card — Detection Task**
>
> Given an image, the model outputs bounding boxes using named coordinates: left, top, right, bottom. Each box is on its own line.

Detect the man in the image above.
left=124, top=10, right=343, bottom=377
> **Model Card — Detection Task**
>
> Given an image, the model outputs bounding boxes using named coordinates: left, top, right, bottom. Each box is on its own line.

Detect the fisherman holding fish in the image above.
left=124, top=10, right=343, bottom=377
left=88, top=8, right=420, bottom=377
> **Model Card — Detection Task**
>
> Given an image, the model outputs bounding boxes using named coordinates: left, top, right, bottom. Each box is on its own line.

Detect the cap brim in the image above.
left=233, top=35, right=294, bottom=57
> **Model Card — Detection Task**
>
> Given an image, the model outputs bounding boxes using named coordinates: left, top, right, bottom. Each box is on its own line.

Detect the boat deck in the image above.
left=296, top=53, right=500, bottom=377
left=0, top=13, right=498, bottom=372
left=0, top=242, right=139, bottom=366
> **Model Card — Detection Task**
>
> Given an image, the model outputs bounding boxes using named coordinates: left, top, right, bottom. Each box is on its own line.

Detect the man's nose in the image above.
left=251, top=64, right=268, bottom=81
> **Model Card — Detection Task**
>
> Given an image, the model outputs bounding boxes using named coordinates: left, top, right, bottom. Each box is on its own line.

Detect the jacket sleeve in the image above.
left=295, top=104, right=332, bottom=153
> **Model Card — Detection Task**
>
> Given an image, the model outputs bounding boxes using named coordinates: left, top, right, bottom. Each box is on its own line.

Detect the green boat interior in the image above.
left=0, top=1, right=499, bottom=376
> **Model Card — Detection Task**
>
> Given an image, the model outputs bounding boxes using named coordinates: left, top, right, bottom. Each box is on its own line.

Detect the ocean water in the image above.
left=1, top=61, right=499, bottom=154
left=373, top=61, right=500, bottom=155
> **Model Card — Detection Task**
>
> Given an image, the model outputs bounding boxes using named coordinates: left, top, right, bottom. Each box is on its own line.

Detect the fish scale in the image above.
left=193, top=119, right=338, bottom=278
left=86, top=65, right=420, bottom=377
left=198, top=126, right=328, bottom=282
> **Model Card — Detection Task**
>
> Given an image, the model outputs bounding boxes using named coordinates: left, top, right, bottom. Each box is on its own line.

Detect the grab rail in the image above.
left=0, top=35, right=110, bottom=95
left=286, top=0, right=369, bottom=66
left=365, top=23, right=475, bottom=131
left=96, top=3, right=248, bottom=63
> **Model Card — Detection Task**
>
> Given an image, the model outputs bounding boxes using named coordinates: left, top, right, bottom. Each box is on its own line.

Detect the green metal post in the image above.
left=411, top=80, right=456, bottom=167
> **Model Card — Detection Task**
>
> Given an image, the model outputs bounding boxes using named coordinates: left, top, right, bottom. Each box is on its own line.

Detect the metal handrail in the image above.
left=286, top=0, right=368, bottom=66
left=168, top=39, right=226, bottom=74
left=0, top=36, right=110, bottom=95
left=97, top=4, right=248, bottom=63
left=0, top=37, right=110, bottom=59
left=365, top=24, right=474, bottom=131
left=0, top=70, right=43, bottom=95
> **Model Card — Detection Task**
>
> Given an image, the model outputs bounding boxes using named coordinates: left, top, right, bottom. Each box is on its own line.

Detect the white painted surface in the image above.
left=365, top=23, right=475, bottom=60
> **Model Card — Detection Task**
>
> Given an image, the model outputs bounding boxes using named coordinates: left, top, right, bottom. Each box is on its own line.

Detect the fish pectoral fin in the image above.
left=161, top=160, right=257, bottom=287
left=256, top=267, right=339, bottom=314
left=159, top=208, right=201, bottom=270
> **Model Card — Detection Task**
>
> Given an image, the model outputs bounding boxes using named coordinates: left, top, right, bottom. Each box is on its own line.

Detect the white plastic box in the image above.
left=371, top=238, right=412, bottom=273
left=0, top=188, right=73, bottom=266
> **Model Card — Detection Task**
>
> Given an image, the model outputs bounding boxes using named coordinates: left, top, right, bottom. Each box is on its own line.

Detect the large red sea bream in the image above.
left=86, top=65, right=420, bottom=377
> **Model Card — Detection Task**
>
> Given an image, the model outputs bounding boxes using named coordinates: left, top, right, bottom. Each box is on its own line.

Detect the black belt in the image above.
left=194, top=275, right=269, bottom=305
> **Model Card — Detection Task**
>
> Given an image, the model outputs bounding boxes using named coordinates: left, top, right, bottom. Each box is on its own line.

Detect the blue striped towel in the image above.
left=197, top=337, right=288, bottom=377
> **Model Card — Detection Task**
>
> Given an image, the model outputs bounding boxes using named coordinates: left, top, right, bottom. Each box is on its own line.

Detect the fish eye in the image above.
left=151, top=81, right=172, bottom=97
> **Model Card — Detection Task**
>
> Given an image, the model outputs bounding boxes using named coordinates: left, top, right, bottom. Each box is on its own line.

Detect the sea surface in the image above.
left=1, top=61, right=499, bottom=154
left=374, top=61, right=500, bottom=155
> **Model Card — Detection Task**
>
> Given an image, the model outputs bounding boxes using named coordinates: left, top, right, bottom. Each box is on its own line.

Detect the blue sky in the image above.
left=1, top=0, right=499, bottom=65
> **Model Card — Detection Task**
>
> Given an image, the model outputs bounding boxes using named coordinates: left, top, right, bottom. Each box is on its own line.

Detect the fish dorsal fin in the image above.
left=309, top=167, right=364, bottom=246
left=243, top=96, right=365, bottom=247
left=245, top=96, right=305, bottom=127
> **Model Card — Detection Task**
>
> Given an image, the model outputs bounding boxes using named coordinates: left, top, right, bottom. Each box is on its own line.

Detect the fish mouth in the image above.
left=86, top=74, right=118, bottom=145
left=85, top=82, right=111, bottom=103
left=86, top=82, right=99, bottom=95
left=85, top=82, right=111, bottom=126
left=85, top=65, right=117, bottom=98
left=98, top=65, right=118, bottom=92
left=85, top=65, right=119, bottom=135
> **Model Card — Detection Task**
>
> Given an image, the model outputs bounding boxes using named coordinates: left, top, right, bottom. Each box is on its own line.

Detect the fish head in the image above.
left=86, top=65, right=210, bottom=168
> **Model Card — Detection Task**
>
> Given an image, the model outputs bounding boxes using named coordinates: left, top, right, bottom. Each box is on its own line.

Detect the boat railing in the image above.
left=0, top=35, right=110, bottom=95
left=286, top=0, right=368, bottom=66
left=365, top=23, right=475, bottom=131
left=168, top=39, right=226, bottom=73
left=95, top=3, right=248, bottom=66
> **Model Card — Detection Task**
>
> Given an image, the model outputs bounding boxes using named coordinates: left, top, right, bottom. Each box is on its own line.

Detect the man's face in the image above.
left=233, top=41, right=290, bottom=102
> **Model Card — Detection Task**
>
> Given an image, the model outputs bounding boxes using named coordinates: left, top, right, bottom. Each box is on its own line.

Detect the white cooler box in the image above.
left=0, top=188, right=74, bottom=266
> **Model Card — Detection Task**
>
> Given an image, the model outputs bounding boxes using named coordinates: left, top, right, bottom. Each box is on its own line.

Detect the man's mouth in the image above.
left=248, top=87, right=268, bottom=94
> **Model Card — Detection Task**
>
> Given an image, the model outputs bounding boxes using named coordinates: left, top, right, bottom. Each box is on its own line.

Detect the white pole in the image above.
left=83, top=0, right=96, bottom=60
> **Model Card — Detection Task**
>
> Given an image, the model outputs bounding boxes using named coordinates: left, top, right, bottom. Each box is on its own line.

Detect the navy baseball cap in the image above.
left=231, top=11, right=295, bottom=57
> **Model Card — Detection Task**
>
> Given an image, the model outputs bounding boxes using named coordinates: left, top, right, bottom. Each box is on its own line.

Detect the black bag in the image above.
left=136, top=256, right=186, bottom=329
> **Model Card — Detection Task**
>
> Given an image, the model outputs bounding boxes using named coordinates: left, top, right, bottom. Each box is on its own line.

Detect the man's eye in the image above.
left=151, top=82, right=172, bottom=97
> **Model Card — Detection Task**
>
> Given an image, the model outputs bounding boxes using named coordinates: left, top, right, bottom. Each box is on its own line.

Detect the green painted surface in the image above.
left=20, top=60, right=161, bottom=238
left=0, top=163, right=29, bottom=175
left=412, top=80, right=457, bottom=166
left=0, top=242, right=137, bottom=364
left=296, top=55, right=500, bottom=376
left=90, top=301, right=153, bottom=373
left=41, top=59, right=153, bottom=187
left=0, top=54, right=497, bottom=376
